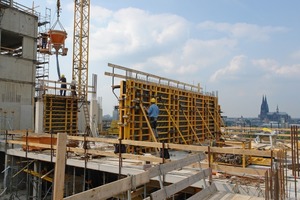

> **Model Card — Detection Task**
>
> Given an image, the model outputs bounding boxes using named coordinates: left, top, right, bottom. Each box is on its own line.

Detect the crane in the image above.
left=72, top=0, right=90, bottom=101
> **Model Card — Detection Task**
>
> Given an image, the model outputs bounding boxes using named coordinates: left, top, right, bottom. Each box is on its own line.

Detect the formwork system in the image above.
left=43, top=95, right=78, bottom=135
left=36, top=80, right=79, bottom=135
left=105, top=63, right=222, bottom=146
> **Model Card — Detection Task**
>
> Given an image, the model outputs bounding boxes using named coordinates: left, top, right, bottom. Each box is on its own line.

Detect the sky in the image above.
left=18, top=0, right=300, bottom=118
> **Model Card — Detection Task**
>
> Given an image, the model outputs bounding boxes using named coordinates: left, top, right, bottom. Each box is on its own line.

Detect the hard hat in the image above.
left=150, top=98, right=156, bottom=103
left=61, top=74, right=65, bottom=78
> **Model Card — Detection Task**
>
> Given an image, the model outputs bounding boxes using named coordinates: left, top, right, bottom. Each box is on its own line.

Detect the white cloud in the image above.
left=290, top=50, right=300, bottom=60
left=209, top=55, right=246, bottom=82
left=197, top=21, right=288, bottom=41
left=253, top=58, right=300, bottom=77
left=89, top=7, right=188, bottom=60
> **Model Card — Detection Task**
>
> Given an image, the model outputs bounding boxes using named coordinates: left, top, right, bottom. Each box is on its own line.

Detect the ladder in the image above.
left=81, top=98, right=92, bottom=136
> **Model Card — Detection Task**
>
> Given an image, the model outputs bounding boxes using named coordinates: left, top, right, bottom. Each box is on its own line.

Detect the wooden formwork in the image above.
left=43, top=95, right=78, bottom=135
left=106, top=63, right=222, bottom=147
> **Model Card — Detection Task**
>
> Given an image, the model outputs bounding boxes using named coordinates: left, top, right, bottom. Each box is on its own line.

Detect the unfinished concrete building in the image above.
left=0, top=0, right=37, bottom=131
left=0, top=1, right=300, bottom=200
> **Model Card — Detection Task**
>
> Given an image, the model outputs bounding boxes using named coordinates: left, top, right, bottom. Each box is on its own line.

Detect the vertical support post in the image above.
left=5, top=130, right=8, bottom=152
left=296, top=126, right=299, bottom=177
left=208, top=146, right=212, bottom=185
left=162, top=142, right=165, bottom=184
left=270, top=150, right=273, bottom=199
left=83, top=131, right=87, bottom=192
left=127, top=188, right=131, bottom=200
left=144, top=184, right=147, bottom=198
left=285, top=149, right=288, bottom=199
left=3, top=133, right=9, bottom=192
left=242, top=142, right=246, bottom=168
left=25, top=129, right=29, bottom=200
left=162, top=142, right=165, bottom=164
left=53, top=133, right=67, bottom=200
left=73, top=167, right=76, bottom=195
left=50, top=129, right=53, bottom=163
left=291, top=126, right=295, bottom=176
left=11, top=134, right=14, bottom=149
left=274, top=166, right=279, bottom=200
left=265, top=170, right=269, bottom=200
left=33, top=161, right=38, bottom=198
left=118, top=138, right=122, bottom=179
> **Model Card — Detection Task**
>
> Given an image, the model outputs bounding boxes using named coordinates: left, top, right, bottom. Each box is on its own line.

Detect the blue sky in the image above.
left=19, top=0, right=300, bottom=118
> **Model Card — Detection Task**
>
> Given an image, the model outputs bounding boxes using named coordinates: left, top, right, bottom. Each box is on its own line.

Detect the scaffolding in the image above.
left=36, top=8, right=51, bottom=94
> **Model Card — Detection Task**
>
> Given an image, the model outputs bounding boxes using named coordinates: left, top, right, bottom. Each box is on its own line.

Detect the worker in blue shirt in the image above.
left=147, top=98, right=159, bottom=139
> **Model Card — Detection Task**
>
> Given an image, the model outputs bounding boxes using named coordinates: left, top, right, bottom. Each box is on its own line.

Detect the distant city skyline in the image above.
left=18, top=0, right=300, bottom=118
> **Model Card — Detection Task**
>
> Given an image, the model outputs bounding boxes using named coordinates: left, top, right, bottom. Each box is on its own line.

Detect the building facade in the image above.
left=259, top=95, right=291, bottom=123
left=0, top=1, right=38, bottom=130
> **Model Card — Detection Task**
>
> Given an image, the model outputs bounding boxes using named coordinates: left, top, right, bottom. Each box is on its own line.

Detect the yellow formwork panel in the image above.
left=43, top=94, right=78, bottom=135
left=118, top=79, right=221, bottom=145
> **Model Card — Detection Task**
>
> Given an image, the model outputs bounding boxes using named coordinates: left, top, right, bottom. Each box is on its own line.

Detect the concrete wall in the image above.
left=0, top=7, right=37, bottom=38
left=0, top=6, right=37, bottom=130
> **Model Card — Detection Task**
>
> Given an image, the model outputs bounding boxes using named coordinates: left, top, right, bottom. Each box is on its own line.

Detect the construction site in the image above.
left=0, top=1, right=299, bottom=200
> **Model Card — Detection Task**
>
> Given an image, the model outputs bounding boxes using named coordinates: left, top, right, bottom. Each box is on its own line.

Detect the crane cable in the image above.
left=56, top=0, right=61, bottom=79
left=57, top=0, right=61, bottom=18
left=56, top=52, right=61, bottom=79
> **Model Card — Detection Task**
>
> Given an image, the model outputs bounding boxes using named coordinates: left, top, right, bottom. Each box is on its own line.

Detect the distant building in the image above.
left=112, top=105, right=119, bottom=120
left=258, top=95, right=291, bottom=123
left=259, top=95, right=269, bottom=120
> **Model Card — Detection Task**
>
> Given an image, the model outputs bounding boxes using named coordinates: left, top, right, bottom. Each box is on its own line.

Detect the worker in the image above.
left=146, top=98, right=159, bottom=139
left=41, top=33, right=48, bottom=49
left=59, top=74, right=66, bottom=96
left=70, top=78, right=77, bottom=96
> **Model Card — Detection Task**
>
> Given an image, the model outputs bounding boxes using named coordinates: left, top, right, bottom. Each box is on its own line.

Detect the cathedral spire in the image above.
left=259, top=94, right=269, bottom=120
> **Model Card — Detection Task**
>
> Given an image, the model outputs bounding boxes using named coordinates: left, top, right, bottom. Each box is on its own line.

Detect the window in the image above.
left=1, top=30, right=23, bottom=57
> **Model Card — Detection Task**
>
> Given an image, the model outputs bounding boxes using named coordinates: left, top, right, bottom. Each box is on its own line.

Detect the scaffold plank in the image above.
left=186, top=183, right=217, bottom=200
left=150, top=168, right=211, bottom=200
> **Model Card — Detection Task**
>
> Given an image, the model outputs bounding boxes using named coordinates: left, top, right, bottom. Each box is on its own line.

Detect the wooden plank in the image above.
left=64, top=171, right=150, bottom=200
left=67, top=147, right=163, bottom=163
left=53, top=133, right=67, bottom=200
left=150, top=168, right=211, bottom=200
left=5, top=140, right=163, bottom=163
left=148, top=153, right=206, bottom=177
left=6, top=139, right=56, bottom=149
left=6, top=133, right=277, bottom=157
left=210, top=147, right=272, bottom=157
left=193, top=163, right=267, bottom=176
left=186, top=183, right=217, bottom=200
left=139, top=102, right=158, bottom=142
left=5, top=136, right=276, bottom=157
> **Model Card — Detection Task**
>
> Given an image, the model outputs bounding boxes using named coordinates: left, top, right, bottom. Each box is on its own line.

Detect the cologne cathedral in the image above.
left=259, top=95, right=291, bottom=123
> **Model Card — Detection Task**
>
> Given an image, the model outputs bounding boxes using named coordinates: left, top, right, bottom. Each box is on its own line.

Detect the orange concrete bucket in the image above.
left=48, top=30, right=67, bottom=46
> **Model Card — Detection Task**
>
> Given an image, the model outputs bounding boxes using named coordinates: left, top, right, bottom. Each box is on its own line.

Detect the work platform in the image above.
left=4, top=146, right=266, bottom=200
left=2, top=132, right=291, bottom=199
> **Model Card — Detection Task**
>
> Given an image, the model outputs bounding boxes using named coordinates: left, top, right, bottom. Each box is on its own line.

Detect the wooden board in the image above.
left=186, top=183, right=217, bottom=200
left=148, top=153, right=206, bottom=177
left=53, top=133, right=67, bottom=200
left=64, top=171, right=150, bottom=200
left=150, top=168, right=211, bottom=200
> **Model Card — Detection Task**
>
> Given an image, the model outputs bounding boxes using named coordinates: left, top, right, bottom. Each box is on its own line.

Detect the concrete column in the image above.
left=3, top=154, right=9, bottom=191
left=35, top=101, right=44, bottom=133
left=90, top=99, right=99, bottom=137
left=32, top=161, right=38, bottom=198
left=90, top=74, right=99, bottom=137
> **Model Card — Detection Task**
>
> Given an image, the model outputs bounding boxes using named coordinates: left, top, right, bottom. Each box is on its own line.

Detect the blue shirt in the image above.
left=148, top=104, right=159, bottom=118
